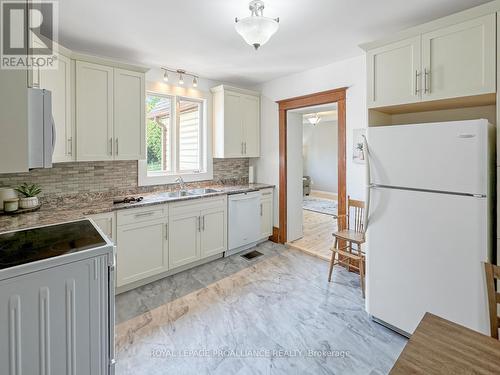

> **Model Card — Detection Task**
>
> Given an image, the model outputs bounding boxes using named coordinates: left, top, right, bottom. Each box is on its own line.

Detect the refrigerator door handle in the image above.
left=362, top=134, right=371, bottom=231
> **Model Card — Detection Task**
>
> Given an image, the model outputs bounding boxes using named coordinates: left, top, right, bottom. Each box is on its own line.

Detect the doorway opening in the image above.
left=286, top=103, right=339, bottom=259
left=276, top=88, right=347, bottom=252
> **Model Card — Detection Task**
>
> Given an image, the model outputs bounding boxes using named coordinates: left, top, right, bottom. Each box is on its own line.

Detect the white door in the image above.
left=75, top=61, right=114, bottom=161
left=200, top=207, right=226, bottom=258
left=39, top=53, right=73, bottom=162
left=260, top=197, right=273, bottom=238
left=286, top=112, right=303, bottom=242
left=242, top=94, right=260, bottom=157
left=366, top=187, right=489, bottom=335
left=367, top=36, right=421, bottom=108
left=116, top=219, right=168, bottom=286
left=367, top=119, right=489, bottom=195
left=224, top=92, right=244, bottom=157
left=422, top=14, right=496, bottom=102
left=114, top=69, right=145, bottom=160
left=169, top=212, right=200, bottom=268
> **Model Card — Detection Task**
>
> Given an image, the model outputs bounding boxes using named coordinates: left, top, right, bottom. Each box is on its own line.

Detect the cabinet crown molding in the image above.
left=359, top=0, right=500, bottom=51
left=210, top=84, right=260, bottom=97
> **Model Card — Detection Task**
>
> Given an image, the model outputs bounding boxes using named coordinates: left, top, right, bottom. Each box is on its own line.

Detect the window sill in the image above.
left=138, top=160, right=213, bottom=186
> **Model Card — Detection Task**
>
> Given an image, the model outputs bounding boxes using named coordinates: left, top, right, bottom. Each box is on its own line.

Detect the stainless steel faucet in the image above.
left=175, top=176, right=187, bottom=192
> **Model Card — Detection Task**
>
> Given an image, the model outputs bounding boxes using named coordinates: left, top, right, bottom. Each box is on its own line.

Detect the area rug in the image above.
left=303, top=196, right=338, bottom=216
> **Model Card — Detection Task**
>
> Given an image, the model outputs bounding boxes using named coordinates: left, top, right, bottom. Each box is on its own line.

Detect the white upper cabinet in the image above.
left=365, top=13, right=496, bottom=109
left=212, top=85, right=260, bottom=158
left=421, top=14, right=496, bottom=101
left=242, top=94, right=260, bottom=157
left=76, top=61, right=146, bottom=162
left=76, top=61, right=114, bottom=161
left=39, top=53, right=74, bottom=162
left=367, top=36, right=422, bottom=108
left=114, top=68, right=146, bottom=160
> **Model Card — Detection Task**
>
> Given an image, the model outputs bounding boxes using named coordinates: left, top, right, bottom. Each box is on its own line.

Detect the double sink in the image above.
left=159, top=188, right=220, bottom=199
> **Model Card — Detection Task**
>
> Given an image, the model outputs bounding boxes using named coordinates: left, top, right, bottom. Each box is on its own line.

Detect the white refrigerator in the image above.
left=365, top=119, right=494, bottom=336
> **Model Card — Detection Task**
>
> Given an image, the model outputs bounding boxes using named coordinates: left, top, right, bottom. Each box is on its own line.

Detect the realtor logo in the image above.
left=1, top=0, right=58, bottom=70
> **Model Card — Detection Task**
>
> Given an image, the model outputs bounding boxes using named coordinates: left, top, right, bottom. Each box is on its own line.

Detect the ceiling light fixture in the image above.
left=177, top=70, right=185, bottom=85
left=161, top=67, right=200, bottom=88
left=307, top=114, right=322, bottom=125
left=235, top=0, right=279, bottom=50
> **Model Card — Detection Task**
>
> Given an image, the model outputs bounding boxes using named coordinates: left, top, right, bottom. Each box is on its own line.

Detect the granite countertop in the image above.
left=0, top=183, right=274, bottom=233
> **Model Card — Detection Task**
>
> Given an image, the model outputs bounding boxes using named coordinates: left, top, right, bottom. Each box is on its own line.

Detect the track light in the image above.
left=161, top=67, right=199, bottom=88
left=177, top=69, right=185, bottom=85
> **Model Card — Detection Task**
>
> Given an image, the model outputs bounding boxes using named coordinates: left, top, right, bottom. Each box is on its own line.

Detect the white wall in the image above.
left=303, top=120, right=338, bottom=193
left=250, top=55, right=367, bottom=226
left=287, top=112, right=304, bottom=242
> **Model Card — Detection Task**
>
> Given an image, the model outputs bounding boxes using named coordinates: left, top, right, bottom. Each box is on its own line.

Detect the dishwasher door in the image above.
left=228, top=192, right=261, bottom=251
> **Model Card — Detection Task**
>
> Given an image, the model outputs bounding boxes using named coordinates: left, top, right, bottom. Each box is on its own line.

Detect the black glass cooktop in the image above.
left=0, top=220, right=107, bottom=270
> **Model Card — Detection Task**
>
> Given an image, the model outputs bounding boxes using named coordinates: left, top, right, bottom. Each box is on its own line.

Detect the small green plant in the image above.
left=356, top=143, right=364, bottom=151
left=15, top=183, right=42, bottom=198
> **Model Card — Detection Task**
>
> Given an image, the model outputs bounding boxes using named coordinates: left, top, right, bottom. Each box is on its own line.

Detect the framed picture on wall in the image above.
left=353, top=128, right=366, bottom=164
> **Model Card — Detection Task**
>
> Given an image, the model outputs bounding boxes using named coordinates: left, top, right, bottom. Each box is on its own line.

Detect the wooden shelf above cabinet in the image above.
left=370, top=93, right=496, bottom=115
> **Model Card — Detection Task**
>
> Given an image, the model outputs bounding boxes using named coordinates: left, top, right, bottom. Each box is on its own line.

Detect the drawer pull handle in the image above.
left=135, top=212, right=155, bottom=218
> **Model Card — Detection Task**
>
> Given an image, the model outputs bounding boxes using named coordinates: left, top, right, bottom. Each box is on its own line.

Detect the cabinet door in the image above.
left=223, top=92, right=244, bottom=157
left=40, top=54, right=74, bottom=162
left=200, top=207, right=226, bottom=258
left=169, top=212, right=200, bottom=268
left=114, top=69, right=145, bottom=160
left=242, top=94, right=260, bottom=157
left=422, top=14, right=496, bottom=102
left=89, top=212, right=115, bottom=242
left=75, top=61, right=114, bottom=161
left=367, top=36, right=421, bottom=108
left=116, top=219, right=168, bottom=287
left=260, top=198, right=273, bottom=238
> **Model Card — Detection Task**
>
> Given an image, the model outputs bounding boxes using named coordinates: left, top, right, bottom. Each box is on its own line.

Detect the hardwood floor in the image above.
left=289, top=209, right=337, bottom=261
left=115, top=242, right=407, bottom=374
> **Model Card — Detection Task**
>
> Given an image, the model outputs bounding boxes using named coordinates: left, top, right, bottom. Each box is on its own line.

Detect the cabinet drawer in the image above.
left=169, top=195, right=227, bottom=216
left=260, top=188, right=273, bottom=199
left=117, top=205, right=167, bottom=226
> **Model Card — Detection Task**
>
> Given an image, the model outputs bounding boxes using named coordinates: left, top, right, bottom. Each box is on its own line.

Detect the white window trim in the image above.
left=139, top=87, right=213, bottom=187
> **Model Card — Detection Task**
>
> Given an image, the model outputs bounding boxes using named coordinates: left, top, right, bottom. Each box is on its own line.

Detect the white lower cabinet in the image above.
left=200, top=207, right=227, bottom=258
left=88, top=212, right=115, bottom=242
left=115, top=206, right=168, bottom=287
left=169, top=196, right=227, bottom=269
left=260, top=189, right=274, bottom=238
left=169, top=211, right=200, bottom=268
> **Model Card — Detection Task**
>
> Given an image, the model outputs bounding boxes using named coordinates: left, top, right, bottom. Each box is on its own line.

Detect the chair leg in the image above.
left=346, top=242, right=351, bottom=271
left=359, top=257, right=365, bottom=298
left=328, top=238, right=337, bottom=282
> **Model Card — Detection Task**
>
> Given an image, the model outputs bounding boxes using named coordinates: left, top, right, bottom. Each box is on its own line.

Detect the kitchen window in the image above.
left=139, top=91, right=212, bottom=186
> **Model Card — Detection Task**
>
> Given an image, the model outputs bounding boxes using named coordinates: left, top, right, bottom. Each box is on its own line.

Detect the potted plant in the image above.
left=15, top=183, right=42, bottom=209
left=355, top=142, right=364, bottom=160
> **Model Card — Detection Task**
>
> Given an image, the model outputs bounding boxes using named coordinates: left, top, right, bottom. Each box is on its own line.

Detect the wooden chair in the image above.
left=328, top=196, right=366, bottom=297
left=484, top=262, right=500, bottom=339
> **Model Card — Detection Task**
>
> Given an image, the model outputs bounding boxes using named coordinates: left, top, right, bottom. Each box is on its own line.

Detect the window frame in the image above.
left=139, top=89, right=213, bottom=186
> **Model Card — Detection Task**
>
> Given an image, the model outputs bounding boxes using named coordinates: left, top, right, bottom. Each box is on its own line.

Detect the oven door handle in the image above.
left=108, top=248, right=116, bottom=374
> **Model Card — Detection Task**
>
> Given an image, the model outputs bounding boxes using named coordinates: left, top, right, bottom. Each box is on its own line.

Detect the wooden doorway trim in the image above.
left=276, top=87, right=347, bottom=244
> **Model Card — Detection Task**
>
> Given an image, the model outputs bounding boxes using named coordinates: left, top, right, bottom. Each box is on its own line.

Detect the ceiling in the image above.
left=58, top=0, right=491, bottom=86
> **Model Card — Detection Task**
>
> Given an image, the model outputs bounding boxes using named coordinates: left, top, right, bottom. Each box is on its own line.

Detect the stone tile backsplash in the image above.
left=0, top=159, right=249, bottom=198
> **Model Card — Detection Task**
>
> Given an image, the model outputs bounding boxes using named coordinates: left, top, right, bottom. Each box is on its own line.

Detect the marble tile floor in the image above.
left=115, top=241, right=407, bottom=375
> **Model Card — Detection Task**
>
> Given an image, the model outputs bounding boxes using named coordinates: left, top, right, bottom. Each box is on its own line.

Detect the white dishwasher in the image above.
left=227, top=191, right=261, bottom=255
